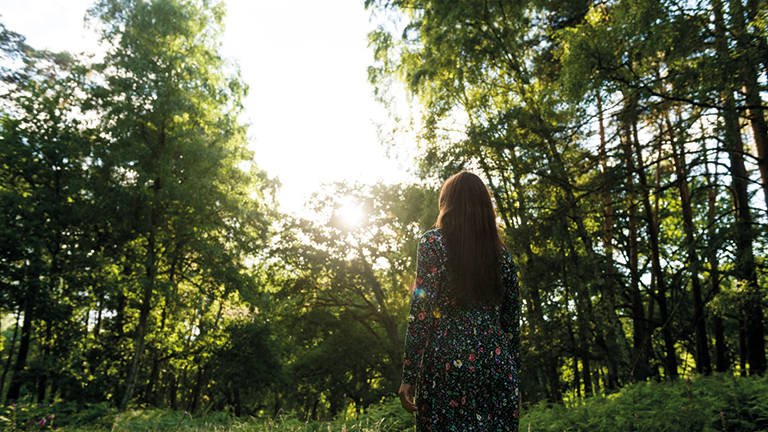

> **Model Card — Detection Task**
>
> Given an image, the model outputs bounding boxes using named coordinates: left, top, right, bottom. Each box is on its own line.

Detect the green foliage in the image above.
left=0, top=400, right=110, bottom=430
left=206, top=318, right=284, bottom=411
left=3, top=0, right=768, bottom=420
left=0, top=0, right=276, bottom=411
left=521, top=374, right=768, bottom=432
left=367, top=0, right=768, bottom=402
left=267, top=182, right=438, bottom=420
left=5, top=376, right=768, bottom=431
left=1, top=398, right=412, bottom=431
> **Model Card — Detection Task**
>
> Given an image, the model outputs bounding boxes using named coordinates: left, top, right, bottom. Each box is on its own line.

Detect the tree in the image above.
left=0, top=27, right=98, bottom=402
left=206, top=317, right=283, bottom=416
left=86, top=0, right=273, bottom=409
left=270, top=182, right=437, bottom=419
left=367, top=0, right=768, bottom=400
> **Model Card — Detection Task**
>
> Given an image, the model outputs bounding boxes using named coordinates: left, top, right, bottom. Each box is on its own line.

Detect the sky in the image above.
left=1, top=0, right=413, bottom=214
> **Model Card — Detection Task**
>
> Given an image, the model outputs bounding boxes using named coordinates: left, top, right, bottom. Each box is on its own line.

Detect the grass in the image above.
left=3, top=374, right=768, bottom=431
left=0, top=398, right=415, bottom=432
left=521, top=373, right=768, bottom=431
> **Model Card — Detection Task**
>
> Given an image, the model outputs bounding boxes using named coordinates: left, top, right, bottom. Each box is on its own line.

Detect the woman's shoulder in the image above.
left=419, top=229, right=446, bottom=250
left=500, top=243, right=516, bottom=266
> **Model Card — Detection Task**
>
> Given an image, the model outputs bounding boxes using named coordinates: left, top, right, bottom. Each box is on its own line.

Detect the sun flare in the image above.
left=339, top=199, right=364, bottom=227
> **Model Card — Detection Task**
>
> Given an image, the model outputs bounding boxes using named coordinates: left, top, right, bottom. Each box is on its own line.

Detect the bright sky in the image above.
left=1, top=0, right=413, bottom=214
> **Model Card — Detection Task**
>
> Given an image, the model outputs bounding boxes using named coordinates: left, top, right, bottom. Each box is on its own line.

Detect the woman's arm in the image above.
left=398, top=382, right=417, bottom=414
left=401, top=232, right=443, bottom=385
left=500, top=250, right=521, bottom=361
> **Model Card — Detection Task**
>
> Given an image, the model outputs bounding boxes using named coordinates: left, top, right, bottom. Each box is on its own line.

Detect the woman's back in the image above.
left=402, top=229, right=520, bottom=431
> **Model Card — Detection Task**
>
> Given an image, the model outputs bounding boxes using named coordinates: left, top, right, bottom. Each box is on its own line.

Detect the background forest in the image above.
left=1, top=0, right=768, bottom=429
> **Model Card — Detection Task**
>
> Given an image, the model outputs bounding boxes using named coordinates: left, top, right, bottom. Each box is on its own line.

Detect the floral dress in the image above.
left=402, top=229, right=520, bottom=432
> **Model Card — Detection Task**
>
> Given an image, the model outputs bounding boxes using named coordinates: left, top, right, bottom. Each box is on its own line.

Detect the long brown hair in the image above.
left=436, top=171, right=503, bottom=305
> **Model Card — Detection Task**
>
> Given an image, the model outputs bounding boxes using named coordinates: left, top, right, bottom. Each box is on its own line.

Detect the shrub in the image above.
left=520, top=374, right=768, bottom=432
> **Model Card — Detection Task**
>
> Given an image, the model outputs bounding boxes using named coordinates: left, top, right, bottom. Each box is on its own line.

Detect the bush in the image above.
left=0, top=400, right=110, bottom=430
left=520, top=374, right=768, bottom=432
left=6, top=375, right=767, bottom=431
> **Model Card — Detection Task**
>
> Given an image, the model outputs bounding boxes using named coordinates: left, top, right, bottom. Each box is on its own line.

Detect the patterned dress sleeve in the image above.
left=500, top=249, right=521, bottom=362
left=402, top=232, right=443, bottom=384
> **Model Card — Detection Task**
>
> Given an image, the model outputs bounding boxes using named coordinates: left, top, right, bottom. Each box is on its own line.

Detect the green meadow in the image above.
left=4, top=375, right=768, bottom=432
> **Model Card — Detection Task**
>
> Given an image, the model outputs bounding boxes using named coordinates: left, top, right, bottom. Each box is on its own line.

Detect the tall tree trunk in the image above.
left=566, top=237, right=596, bottom=397
left=145, top=349, right=160, bottom=405
left=739, top=321, right=748, bottom=376
left=189, top=366, right=204, bottom=414
left=37, top=320, right=52, bottom=403
left=120, top=280, right=153, bottom=410
left=665, top=114, right=711, bottom=374
left=233, top=386, right=242, bottom=417
left=705, top=161, right=729, bottom=372
left=119, top=229, right=156, bottom=410
left=565, top=280, right=582, bottom=398
left=621, top=113, right=651, bottom=381
left=6, top=282, right=37, bottom=402
left=0, top=310, right=20, bottom=399
left=563, top=257, right=586, bottom=399
left=120, top=166, right=165, bottom=411
left=145, top=294, right=170, bottom=406
left=169, top=369, right=179, bottom=410
left=573, top=351, right=582, bottom=398
left=631, top=118, right=678, bottom=379
left=620, top=104, right=651, bottom=381
left=540, top=125, right=629, bottom=387
left=597, top=91, right=625, bottom=389
left=744, top=0, right=768, bottom=77
left=730, top=0, right=768, bottom=211
left=715, top=0, right=766, bottom=375
left=506, top=143, right=560, bottom=401
left=94, top=294, right=104, bottom=342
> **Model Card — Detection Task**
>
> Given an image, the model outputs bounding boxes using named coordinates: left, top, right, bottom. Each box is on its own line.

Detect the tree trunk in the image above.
left=93, top=294, right=103, bottom=342
left=37, top=320, right=52, bottom=404
left=169, top=369, right=179, bottom=410
left=507, top=144, right=560, bottom=401
left=705, top=162, right=728, bottom=372
left=566, top=237, right=595, bottom=397
left=234, top=386, right=242, bottom=417
left=189, top=366, right=204, bottom=414
left=119, top=286, right=152, bottom=410
left=0, top=310, right=20, bottom=398
left=540, top=120, right=630, bottom=386
left=564, top=266, right=582, bottom=398
left=310, top=397, right=319, bottom=421
left=6, top=284, right=36, bottom=402
left=144, top=349, right=160, bottom=405
left=739, top=321, right=748, bottom=376
left=715, top=0, right=765, bottom=375
left=729, top=0, right=768, bottom=211
left=597, top=91, right=624, bottom=390
left=631, top=118, right=678, bottom=379
left=744, top=0, right=768, bottom=78
left=145, top=295, right=171, bottom=406
left=665, top=114, right=711, bottom=375
left=119, top=233, right=156, bottom=410
left=620, top=105, right=652, bottom=381
left=120, top=168, right=164, bottom=411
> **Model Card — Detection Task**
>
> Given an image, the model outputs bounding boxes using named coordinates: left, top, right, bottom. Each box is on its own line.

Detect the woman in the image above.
left=399, top=171, right=520, bottom=431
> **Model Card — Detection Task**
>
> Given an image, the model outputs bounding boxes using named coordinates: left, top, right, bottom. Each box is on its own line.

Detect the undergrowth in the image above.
left=2, top=374, right=766, bottom=431
left=521, top=373, right=768, bottom=431
left=0, top=398, right=415, bottom=432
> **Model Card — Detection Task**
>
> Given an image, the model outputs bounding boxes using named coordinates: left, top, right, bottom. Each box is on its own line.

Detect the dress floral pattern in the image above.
left=402, top=229, right=520, bottom=432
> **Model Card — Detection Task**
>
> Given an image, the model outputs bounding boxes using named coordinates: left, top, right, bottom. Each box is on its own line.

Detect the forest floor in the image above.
left=4, top=374, right=768, bottom=432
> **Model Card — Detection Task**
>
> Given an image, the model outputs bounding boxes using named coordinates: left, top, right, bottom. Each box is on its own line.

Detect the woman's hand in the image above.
left=398, top=382, right=417, bottom=414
